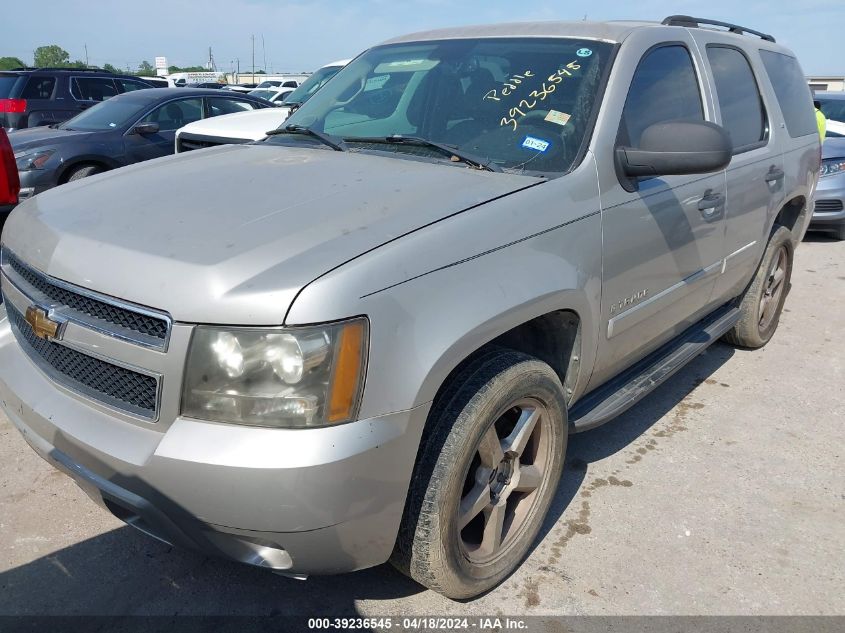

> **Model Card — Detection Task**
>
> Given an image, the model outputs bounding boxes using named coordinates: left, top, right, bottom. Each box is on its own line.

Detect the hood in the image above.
left=3, top=143, right=541, bottom=325
left=177, top=108, right=291, bottom=142
left=9, top=127, right=95, bottom=153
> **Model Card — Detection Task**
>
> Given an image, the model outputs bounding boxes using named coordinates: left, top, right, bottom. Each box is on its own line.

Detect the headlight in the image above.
left=181, top=318, right=368, bottom=428
left=820, top=157, right=845, bottom=178
left=14, top=149, right=55, bottom=171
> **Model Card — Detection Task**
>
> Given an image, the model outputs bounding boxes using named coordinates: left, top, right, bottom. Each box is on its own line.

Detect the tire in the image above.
left=391, top=349, right=567, bottom=599
left=723, top=225, right=793, bottom=348
left=66, top=164, right=103, bottom=182
left=833, top=222, right=845, bottom=241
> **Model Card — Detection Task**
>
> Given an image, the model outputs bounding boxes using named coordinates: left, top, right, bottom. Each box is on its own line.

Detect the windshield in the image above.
left=281, top=65, right=344, bottom=104
left=278, top=39, right=612, bottom=174
left=59, top=97, right=145, bottom=131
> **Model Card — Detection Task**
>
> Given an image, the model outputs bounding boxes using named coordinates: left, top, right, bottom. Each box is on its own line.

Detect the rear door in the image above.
left=692, top=34, right=785, bottom=301
left=588, top=32, right=727, bottom=388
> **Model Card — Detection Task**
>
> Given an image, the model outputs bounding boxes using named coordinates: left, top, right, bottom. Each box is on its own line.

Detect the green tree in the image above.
left=0, top=56, right=25, bottom=70
left=103, top=63, right=119, bottom=73
left=33, top=44, right=70, bottom=67
left=167, top=65, right=207, bottom=73
left=137, top=60, right=155, bottom=76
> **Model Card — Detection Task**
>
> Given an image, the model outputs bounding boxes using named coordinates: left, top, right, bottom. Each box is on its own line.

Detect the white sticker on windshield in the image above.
left=577, top=47, right=593, bottom=57
left=364, top=75, right=390, bottom=92
left=544, top=110, right=571, bottom=126
left=522, top=136, right=550, bottom=152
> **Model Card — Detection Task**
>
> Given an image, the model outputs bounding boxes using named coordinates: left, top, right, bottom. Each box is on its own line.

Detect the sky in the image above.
left=1, top=0, right=843, bottom=76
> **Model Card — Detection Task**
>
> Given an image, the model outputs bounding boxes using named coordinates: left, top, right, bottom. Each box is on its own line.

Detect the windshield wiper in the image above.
left=265, top=124, right=346, bottom=151
left=345, top=135, right=501, bottom=172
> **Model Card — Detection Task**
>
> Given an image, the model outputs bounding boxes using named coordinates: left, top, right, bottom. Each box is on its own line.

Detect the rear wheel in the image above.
left=723, top=225, right=793, bottom=348
left=392, top=350, right=567, bottom=599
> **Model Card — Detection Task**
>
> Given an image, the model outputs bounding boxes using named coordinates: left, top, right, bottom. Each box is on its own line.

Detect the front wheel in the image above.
left=723, top=225, right=793, bottom=348
left=392, top=350, right=567, bottom=599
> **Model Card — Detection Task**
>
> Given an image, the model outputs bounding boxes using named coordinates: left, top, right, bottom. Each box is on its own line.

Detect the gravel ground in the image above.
left=0, top=235, right=842, bottom=621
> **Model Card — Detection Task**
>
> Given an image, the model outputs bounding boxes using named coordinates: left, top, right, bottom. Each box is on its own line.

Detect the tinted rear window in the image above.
left=71, top=77, right=119, bottom=101
left=20, top=76, right=56, bottom=99
left=0, top=75, right=25, bottom=98
left=759, top=50, right=816, bottom=138
left=707, top=46, right=767, bottom=151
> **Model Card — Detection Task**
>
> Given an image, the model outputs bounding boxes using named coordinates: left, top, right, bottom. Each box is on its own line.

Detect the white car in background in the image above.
left=175, top=59, right=350, bottom=153
left=826, top=118, right=845, bottom=138
left=248, top=86, right=296, bottom=104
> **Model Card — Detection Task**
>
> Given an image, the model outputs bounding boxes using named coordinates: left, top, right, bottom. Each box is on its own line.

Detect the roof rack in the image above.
left=14, top=67, right=112, bottom=73
left=662, top=15, right=776, bottom=42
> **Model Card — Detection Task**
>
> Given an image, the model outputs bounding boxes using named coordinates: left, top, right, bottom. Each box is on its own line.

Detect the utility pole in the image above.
left=251, top=34, right=255, bottom=84
left=261, top=34, right=266, bottom=75
left=84, top=43, right=89, bottom=67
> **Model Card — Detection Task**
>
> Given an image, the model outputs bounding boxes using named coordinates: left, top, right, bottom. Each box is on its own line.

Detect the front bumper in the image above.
left=0, top=308, right=430, bottom=574
left=17, top=168, right=54, bottom=200
left=809, top=176, right=845, bottom=230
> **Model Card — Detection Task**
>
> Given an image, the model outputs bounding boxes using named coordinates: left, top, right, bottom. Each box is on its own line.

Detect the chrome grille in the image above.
left=3, top=249, right=170, bottom=348
left=6, top=302, right=159, bottom=418
left=814, top=199, right=844, bottom=212
left=177, top=133, right=248, bottom=153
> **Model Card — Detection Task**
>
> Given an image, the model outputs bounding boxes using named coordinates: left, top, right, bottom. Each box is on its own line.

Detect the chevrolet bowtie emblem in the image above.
left=25, top=306, right=61, bottom=341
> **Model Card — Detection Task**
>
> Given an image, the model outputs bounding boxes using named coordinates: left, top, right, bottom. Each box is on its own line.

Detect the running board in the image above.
left=569, top=305, right=740, bottom=433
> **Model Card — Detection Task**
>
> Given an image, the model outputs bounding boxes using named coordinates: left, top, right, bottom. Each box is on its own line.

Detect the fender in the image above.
left=286, top=157, right=604, bottom=420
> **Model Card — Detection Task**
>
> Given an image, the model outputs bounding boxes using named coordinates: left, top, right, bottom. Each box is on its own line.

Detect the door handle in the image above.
left=765, top=166, right=784, bottom=182
left=698, top=190, right=724, bottom=217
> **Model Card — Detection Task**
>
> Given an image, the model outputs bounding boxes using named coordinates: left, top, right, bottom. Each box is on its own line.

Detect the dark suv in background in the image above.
left=0, top=68, right=157, bottom=131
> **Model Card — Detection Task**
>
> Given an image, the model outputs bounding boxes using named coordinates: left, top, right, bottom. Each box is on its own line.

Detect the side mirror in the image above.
left=616, top=120, right=732, bottom=182
left=133, top=122, right=160, bottom=135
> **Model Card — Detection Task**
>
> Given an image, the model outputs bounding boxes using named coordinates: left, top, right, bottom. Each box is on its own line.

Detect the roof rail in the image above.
left=662, top=15, right=776, bottom=42
left=23, top=67, right=112, bottom=73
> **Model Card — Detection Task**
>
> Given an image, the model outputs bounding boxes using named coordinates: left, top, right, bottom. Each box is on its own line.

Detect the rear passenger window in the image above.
left=208, top=98, right=259, bottom=117
left=21, top=76, right=56, bottom=99
left=72, top=77, right=119, bottom=101
left=620, top=45, right=704, bottom=147
left=707, top=47, right=767, bottom=152
left=759, top=50, right=816, bottom=138
left=116, top=79, right=151, bottom=93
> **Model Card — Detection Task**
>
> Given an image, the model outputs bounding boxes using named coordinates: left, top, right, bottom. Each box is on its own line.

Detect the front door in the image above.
left=589, top=40, right=727, bottom=388
left=124, top=97, right=204, bottom=163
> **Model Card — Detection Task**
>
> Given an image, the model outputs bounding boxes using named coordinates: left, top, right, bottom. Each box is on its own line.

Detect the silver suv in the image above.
left=0, top=16, right=820, bottom=599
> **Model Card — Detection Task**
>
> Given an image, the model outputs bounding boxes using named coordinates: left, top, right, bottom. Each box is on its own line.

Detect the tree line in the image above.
left=0, top=45, right=209, bottom=75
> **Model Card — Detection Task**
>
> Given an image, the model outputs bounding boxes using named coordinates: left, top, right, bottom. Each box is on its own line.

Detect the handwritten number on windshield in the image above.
left=497, top=61, right=581, bottom=131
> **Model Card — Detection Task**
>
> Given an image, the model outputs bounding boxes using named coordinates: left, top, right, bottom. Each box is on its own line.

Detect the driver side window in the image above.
left=141, top=98, right=203, bottom=131
left=620, top=45, right=704, bottom=147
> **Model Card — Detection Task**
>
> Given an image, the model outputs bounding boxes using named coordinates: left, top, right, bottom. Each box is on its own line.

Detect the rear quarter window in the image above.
left=0, top=75, right=25, bottom=98
left=20, top=76, right=56, bottom=99
left=759, top=50, right=816, bottom=138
